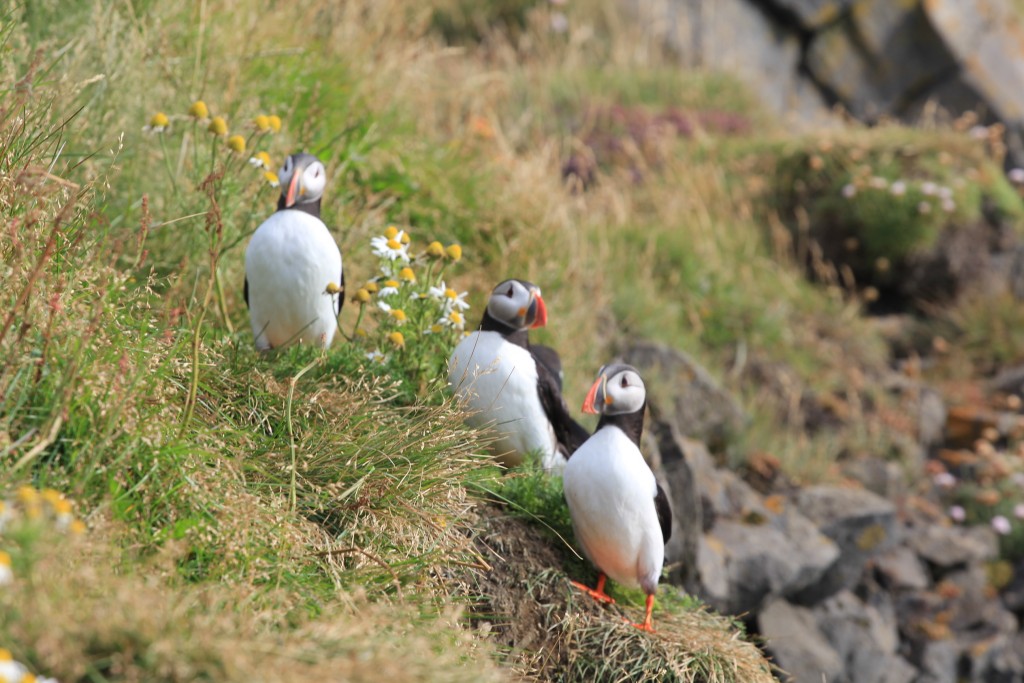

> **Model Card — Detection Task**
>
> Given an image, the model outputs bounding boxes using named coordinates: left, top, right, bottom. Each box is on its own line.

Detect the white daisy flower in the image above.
left=370, top=232, right=411, bottom=262
left=428, top=281, right=470, bottom=312
left=921, top=181, right=939, bottom=196
left=377, top=279, right=400, bottom=298
left=365, top=350, right=386, bottom=363
left=0, top=550, right=12, bottom=586
left=249, top=152, right=272, bottom=169
left=438, top=309, right=467, bottom=331
left=377, top=301, right=392, bottom=313
left=889, top=180, right=907, bottom=196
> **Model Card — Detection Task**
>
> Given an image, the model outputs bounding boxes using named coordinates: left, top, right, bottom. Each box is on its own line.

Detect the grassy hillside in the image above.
left=3, top=0, right=1022, bottom=680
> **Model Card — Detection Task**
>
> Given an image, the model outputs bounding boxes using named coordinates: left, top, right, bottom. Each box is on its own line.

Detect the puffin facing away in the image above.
left=448, top=279, right=589, bottom=471
left=563, top=363, right=672, bottom=632
left=244, top=152, right=343, bottom=350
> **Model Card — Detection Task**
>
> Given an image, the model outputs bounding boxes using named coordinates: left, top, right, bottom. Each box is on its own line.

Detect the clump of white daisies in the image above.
left=351, top=226, right=469, bottom=379
left=0, top=486, right=83, bottom=683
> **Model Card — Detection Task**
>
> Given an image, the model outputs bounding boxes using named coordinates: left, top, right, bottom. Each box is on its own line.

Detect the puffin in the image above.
left=448, top=279, right=589, bottom=471
left=562, top=363, right=672, bottom=632
left=244, top=152, right=343, bottom=350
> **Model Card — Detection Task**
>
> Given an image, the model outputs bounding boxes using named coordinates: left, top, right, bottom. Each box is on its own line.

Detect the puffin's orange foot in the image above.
left=570, top=579, right=615, bottom=604
left=631, top=621, right=655, bottom=633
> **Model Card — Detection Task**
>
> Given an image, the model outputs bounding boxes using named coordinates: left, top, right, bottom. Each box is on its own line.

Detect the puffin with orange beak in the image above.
left=448, top=279, right=588, bottom=471
left=244, top=152, right=344, bottom=350
left=563, top=363, right=672, bottom=632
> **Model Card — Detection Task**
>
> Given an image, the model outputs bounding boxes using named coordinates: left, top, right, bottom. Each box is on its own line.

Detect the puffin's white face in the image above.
left=486, top=279, right=548, bottom=330
left=279, top=154, right=327, bottom=207
left=582, top=364, right=646, bottom=416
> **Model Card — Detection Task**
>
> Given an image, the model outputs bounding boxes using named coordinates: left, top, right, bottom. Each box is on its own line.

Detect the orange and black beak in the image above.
left=525, top=290, right=548, bottom=329
left=582, top=372, right=608, bottom=415
left=283, top=167, right=303, bottom=208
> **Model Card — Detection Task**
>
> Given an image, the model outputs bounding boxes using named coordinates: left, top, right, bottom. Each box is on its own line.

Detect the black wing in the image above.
left=530, top=344, right=564, bottom=391
left=535, top=360, right=590, bottom=459
left=244, top=277, right=249, bottom=309
left=654, top=483, right=672, bottom=544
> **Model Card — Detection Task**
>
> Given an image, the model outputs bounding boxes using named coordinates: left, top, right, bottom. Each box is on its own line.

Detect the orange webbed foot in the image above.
left=570, top=574, right=615, bottom=604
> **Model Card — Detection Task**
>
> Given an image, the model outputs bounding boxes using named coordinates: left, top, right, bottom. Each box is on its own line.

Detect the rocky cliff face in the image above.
left=628, top=0, right=1024, bottom=165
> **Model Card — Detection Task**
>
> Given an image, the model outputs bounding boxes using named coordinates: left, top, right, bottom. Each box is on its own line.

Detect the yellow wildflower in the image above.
left=399, top=267, right=416, bottom=282
left=226, top=135, right=246, bottom=153
left=188, top=100, right=209, bottom=119
left=52, top=498, right=72, bottom=515
left=268, top=115, right=282, bottom=132
left=384, top=225, right=399, bottom=239
left=445, top=244, right=463, bottom=261
left=207, top=116, right=228, bottom=136
left=16, top=486, right=38, bottom=504
left=254, top=114, right=271, bottom=132
left=263, top=171, right=280, bottom=187
left=353, top=288, right=372, bottom=303
left=400, top=231, right=411, bottom=245
left=69, top=519, right=86, bottom=535
left=390, top=309, right=408, bottom=323
left=144, top=112, right=169, bottom=133
left=364, top=281, right=379, bottom=293
left=387, top=331, right=405, bottom=348
left=0, top=647, right=10, bottom=660
left=40, top=489, right=62, bottom=506
left=426, top=241, right=445, bottom=258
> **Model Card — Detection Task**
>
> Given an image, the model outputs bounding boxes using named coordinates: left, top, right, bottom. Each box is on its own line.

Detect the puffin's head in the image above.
left=278, top=153, right=326, bottom=208
left=582, top=363, right=646, bottom=416
left=486, top=279, right=548, bottom=330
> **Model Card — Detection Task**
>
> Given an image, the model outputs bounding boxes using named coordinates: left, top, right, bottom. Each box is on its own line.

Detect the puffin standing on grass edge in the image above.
left=448, top=279, right=589, bottom=472
left=563, top=363, right=672, bottom=632
left=245, top=152, right=344, bottom=350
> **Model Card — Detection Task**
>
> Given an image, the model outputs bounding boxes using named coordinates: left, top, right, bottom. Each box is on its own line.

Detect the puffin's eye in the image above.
left=505, top=286, right=514, bottom=298
left=313, top=166, right=321, bottom=177
left=620, top=375, right=628, bottom=388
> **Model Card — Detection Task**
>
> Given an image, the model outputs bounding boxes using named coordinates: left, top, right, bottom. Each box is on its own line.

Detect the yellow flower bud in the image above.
left=41, top=488, right=62, bottom=505
left=364, top=281, right=379, bottom=293
left=399, top=267, right=416, bottom=282
left=263, top=171, right=280, bottom=187
left=386, top=238, right=402, bottom=250
left=430, top=323, right=444, bottom=334
left=22, top=673, right=37, bottom=683
left=444, top=288, right=458, bottom=299
left=188, top=100, right=209, bottom=119
left=383, top=279, right=399, bottom=288
left=388, top=331, right=405, bottom=348
left=384, top=225, right=399, bottom=239
left=207, top=116, right=228, bottom=136
left=400, top=231, right=411, bottom=244
left=0, top=551, right=10, bottom=566
left=254, top=114, right=271, bottom=132
left=353, top=288, right=371, bottom=303
left=445, top=244, right=463, bottom=261
left=391, top=309, right=408, bottom=322
left=17, top=485, right=38, bottom=504
left=449, top=311, right=464, bottom=325
left=252, top=151, right=272, bottom=168
left=53, top=499, right=72, bottom=515
left=355, top=328, right=368, bottom=338
left=70, top=519, right=87, bottom=534
left=149, top=112, right=169, bottom=129
left=226, top=135, right=246, bottom=153
left=426, top=241, right=445, bottom=258
left=268, top=115, right=282, bottom=132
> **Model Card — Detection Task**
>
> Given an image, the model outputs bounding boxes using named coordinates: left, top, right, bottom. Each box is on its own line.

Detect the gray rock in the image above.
left=759, top=598, right=844, bottom=683
left=769, top=0, right=854, bottom=29
left=841, top=455, right=906, bottom=501
left=914, top=640, right=958, bottom=683
left=791, top=485, right=898, bottom=603
left=805, top=2, right=957, bottom=120
left=874, top=546, right=931, bottom=591
left=918, top=388, right=948, bottom=451
left=700, top=511, right=838, bottom=615
left=624, top=341, right=746, bottom=451
left=989, top=363, right=1024, bottom=399
left=907, top=523, right=998, bottom=571
left=814, top=590, right=913, bottom=683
